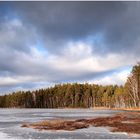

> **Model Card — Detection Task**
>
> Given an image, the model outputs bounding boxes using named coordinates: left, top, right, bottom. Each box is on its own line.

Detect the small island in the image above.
left=22, top=111, right=140, bottom=135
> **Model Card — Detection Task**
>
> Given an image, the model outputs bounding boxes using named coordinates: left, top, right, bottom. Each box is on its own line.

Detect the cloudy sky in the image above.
left=0, top=1, right=140, bottom=94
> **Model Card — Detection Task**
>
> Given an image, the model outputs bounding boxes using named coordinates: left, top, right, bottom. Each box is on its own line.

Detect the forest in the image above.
left=0, top=63, right=140, bottom=108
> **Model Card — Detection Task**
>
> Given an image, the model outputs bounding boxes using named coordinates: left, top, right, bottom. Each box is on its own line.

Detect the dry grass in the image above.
left=93, top=107, right=140, bottom=111
left=22, top=111, right=140, bottom=134
left=22, top=120, right=89, bottom=131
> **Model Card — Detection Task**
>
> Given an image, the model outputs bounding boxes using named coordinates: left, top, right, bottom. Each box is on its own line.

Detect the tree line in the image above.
left=0, top=63, right=140, bottom=108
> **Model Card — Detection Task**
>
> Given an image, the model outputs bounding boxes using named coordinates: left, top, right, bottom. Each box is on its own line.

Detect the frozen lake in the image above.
left=0, top=109, right=139, bottom=139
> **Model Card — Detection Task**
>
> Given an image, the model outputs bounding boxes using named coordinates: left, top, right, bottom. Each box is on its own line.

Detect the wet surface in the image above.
left=0, top=109, right=139, bottom=139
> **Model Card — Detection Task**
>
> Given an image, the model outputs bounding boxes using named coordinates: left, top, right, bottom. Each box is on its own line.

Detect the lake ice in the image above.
left=0, top=109, right=139, bottom=139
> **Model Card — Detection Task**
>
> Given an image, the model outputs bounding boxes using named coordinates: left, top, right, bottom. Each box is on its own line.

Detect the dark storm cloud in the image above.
left=10, top=2, right=127, bottom=52
left=13, top=2, right=124, bottom=37
left=7, top=1, right=140, bottom=54
left=104, top=2, right=140, bottom=53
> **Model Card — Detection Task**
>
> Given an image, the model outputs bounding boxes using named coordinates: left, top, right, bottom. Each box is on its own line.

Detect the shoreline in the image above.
left=0, top=107, right=140, bottom=111
left=92, top=107, right=140, bottom=111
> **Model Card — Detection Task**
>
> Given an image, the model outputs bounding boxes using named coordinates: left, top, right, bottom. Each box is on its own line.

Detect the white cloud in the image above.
left=0, top=76, right=39, bottom=86
left=90, top=69, right=131, bottom=85
left=44, top=41, right=136, bottom=75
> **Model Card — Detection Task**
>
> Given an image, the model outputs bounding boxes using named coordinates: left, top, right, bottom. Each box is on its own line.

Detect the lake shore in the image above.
left=1, top=107, right=140, bottom=111
left=22, top=111, right=140, bottom=135
left=56, top=106, right=140, bottom=111
left=92, top=107, right=140, bottom=111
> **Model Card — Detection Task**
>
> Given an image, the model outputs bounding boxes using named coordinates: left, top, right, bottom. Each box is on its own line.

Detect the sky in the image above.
left=0, top=1, right=140, bottom=94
